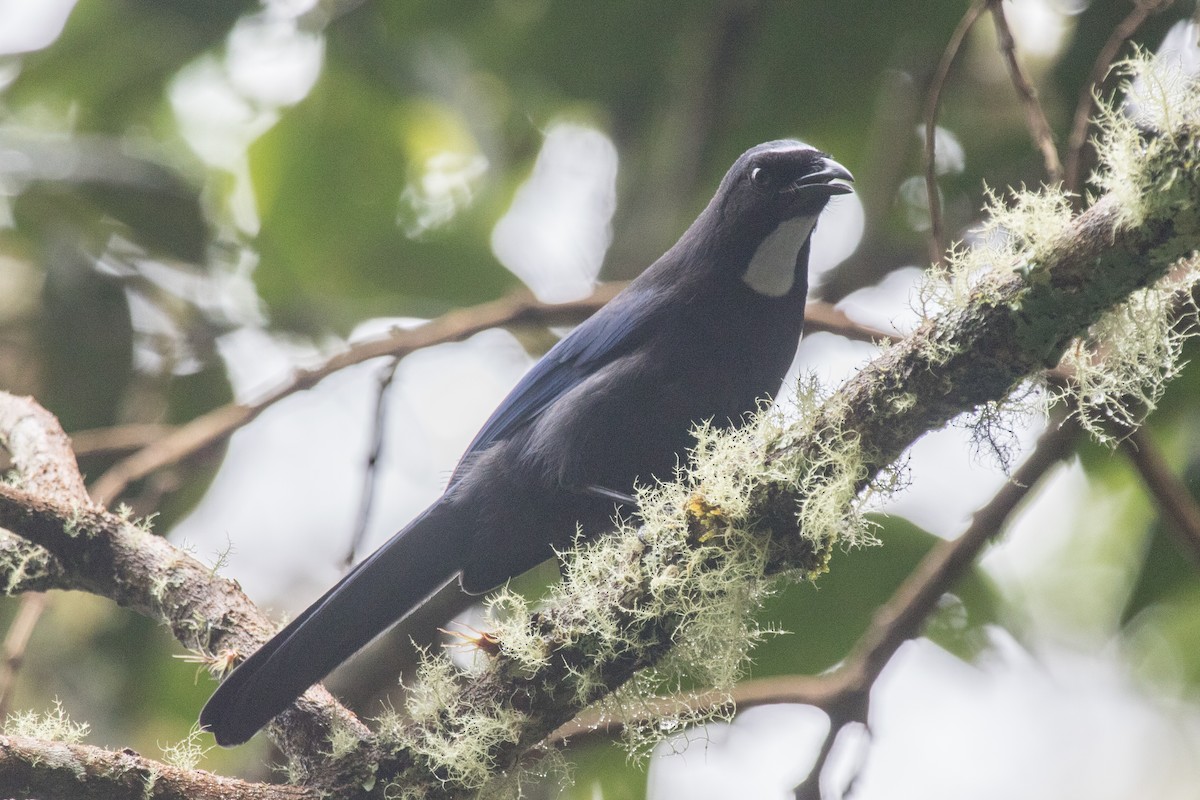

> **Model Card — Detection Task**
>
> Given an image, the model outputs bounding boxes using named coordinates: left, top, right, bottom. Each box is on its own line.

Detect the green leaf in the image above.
left=750, top=514, right=999, bottom=677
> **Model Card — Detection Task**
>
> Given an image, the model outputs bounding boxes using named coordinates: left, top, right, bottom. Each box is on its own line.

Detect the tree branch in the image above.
left=1063, top=0, right=1172, bottom=194
left=5, top=66, right=1199, bottom=798
left=0, top=733, right=317, bottom=800
left=351, top=126, right=1200, bottom=796
left=923, top=0, right=989, bottom=264
left=1122, top=426, right=1200, bottom=566
left=990, top=0, right=1063, bottom=182
left=547, top=412, right=1079, bottom=757
left=0, top=393, right=373, bottom=783
left=87, top=287, right=885, bottom=508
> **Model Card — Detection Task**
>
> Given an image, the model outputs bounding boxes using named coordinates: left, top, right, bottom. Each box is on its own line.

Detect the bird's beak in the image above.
left=790, top=156, right=854, bottom=196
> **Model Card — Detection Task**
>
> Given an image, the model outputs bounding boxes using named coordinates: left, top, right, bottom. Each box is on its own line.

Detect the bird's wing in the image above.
left=459, top=286, right=667, bottom=460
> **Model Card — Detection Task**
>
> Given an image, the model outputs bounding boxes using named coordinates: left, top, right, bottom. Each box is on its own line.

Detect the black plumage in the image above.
left=201, top=140, right=852, bottom=746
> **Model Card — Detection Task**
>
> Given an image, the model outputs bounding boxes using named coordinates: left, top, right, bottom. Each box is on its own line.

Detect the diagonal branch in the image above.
left=1121, top=426, right=1200, bottom=566
left=88, top=288, right=881, bottom=507
left=990, top=0, right=1063, bottom=181
left=0, top=393, right=373, bottom=783
left=548, top=412, right=1080, bottom=754
left=357, top=126, right=1200, bottom=796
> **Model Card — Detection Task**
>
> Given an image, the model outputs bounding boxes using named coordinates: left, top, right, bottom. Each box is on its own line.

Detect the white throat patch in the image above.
left=741, top=215, right=817, bottom=297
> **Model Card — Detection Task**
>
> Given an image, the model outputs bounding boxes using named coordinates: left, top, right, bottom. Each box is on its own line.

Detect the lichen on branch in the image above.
left=369, top=56, right=1200, bottom=798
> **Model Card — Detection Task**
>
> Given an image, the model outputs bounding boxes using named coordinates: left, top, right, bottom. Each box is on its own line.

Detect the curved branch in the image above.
left=1122, top=426, right=1200, bottom=566
left=1063, top=0, right=1171, bottom=194
left=923, top=0, right=989, bottom=264
left=548, top=414, right=1079, bottom=750
left=87, top=288, right=884, bottom=507
left=0, top=393, right=372, bottom=781
left=361, top=145, right=1200, bottom=795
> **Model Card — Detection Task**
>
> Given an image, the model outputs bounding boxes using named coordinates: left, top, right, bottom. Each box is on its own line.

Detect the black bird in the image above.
left=200, top=140, right=853, bottom=746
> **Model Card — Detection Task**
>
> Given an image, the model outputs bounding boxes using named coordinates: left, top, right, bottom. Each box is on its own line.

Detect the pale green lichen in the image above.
left=1045, top=56, right=1200, bottom=440
left=1093, top=51, right=1200, bottom=224
left=5, top=698, right=89, bottom=744
left=379, top=374, right=883, bottom=787
left=159, top=724, right=211, bottom=770
left=381, top=653, right=527, bottom=792
left=916, top=186, right=1075, bottom=325
left=910, top=53, right=1200, bottom=453
left=1, top=540, right=56, bottom=595
left=484, top=590, right=550, bottom=674
left=524, top=375, right=877, bottom=760
left=377, top=54, right=1200, bottom=794
left=1055, top=258, right=1200, bottom=443
left=327, top=717, right=364, bottom=762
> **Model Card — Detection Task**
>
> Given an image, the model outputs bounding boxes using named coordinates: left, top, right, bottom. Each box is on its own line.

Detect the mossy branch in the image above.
left=0, top=57, right=1198, bottom=800
left=0, top=393, right=374, bottom=785
left=0, top=733, right=318, bottom=800
left=360, top=65, right=1200, bottom=798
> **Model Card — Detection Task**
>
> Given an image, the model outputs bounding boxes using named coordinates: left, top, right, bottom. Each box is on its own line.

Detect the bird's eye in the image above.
left=750, top=166, right=773, bottom=188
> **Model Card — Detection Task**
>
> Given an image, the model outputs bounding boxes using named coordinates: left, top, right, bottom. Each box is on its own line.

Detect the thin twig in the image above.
left=1064, top=0, right=1172, bottom=194
left=0, top=592, right=49, bottom=719
left=793, top=721, right=844, bottom=800
left=87, top=286, right=618, bottom=506
left=990, top=0, right=1063, bottom=181
left=924, top=0, right=990, bottom=264
left=344, top=357, right=401, bottom=567
left=1121, top=426, right=1200, bottom=566
left=791, top=413, right=1077, bottom=797
left=86, top=288, right=887, bottom=508
left=67, top=424, right=174, bottom=460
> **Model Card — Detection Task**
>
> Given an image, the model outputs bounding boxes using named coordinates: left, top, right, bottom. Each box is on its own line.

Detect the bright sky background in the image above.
left=5, top=0, right=1200, bottom=796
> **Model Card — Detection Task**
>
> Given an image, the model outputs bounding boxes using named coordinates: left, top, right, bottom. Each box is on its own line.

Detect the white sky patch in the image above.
left=0, top=0, right=77, bottom=56
left=169, top=10, right=324, bottom=235
left=1003, top=0, right=1071, bottom=59
left=170, top=58, right=275, bottom=234
left=647, top=705, right=829, bottom=799
left=171, top=323, right=531, bottom=606
left=226, top=14, right=324, bottom=107
left=836, top=266, right=924, bottom=336
left=649, top=639, right=1200, bottom=800
left=491, top=123, right=618, bottom=303
left=916, top=125, right=966, bottom=176
left=807, top=190, right=864, bottom=281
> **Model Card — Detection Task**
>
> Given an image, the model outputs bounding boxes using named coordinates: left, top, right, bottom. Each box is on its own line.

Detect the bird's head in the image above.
left=718, top=139, right=853, bottom=229
left=700, top=140, right=853, bottom=297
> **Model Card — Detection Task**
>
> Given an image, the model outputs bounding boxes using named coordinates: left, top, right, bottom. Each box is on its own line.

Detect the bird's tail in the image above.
left=200, top=501, right=464, bottom=746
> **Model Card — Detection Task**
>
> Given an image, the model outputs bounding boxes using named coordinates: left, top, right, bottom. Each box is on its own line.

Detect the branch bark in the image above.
left=3, top=134, right=1197, bottom=794
left=0, top=393, right=373, bottom=785
left=2, top=96, right=1198, bottom=799
left=0, top=734, right=317, bottom=800
left=357, top=139, right=1200, bottom=795
left=87, top=287, right=881, bottom=508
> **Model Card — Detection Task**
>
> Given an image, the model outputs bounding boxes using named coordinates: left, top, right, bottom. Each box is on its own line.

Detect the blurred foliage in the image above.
left=754, top=514, right=997, bottom=677
left=1, top=0, right=1199, bottom=794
